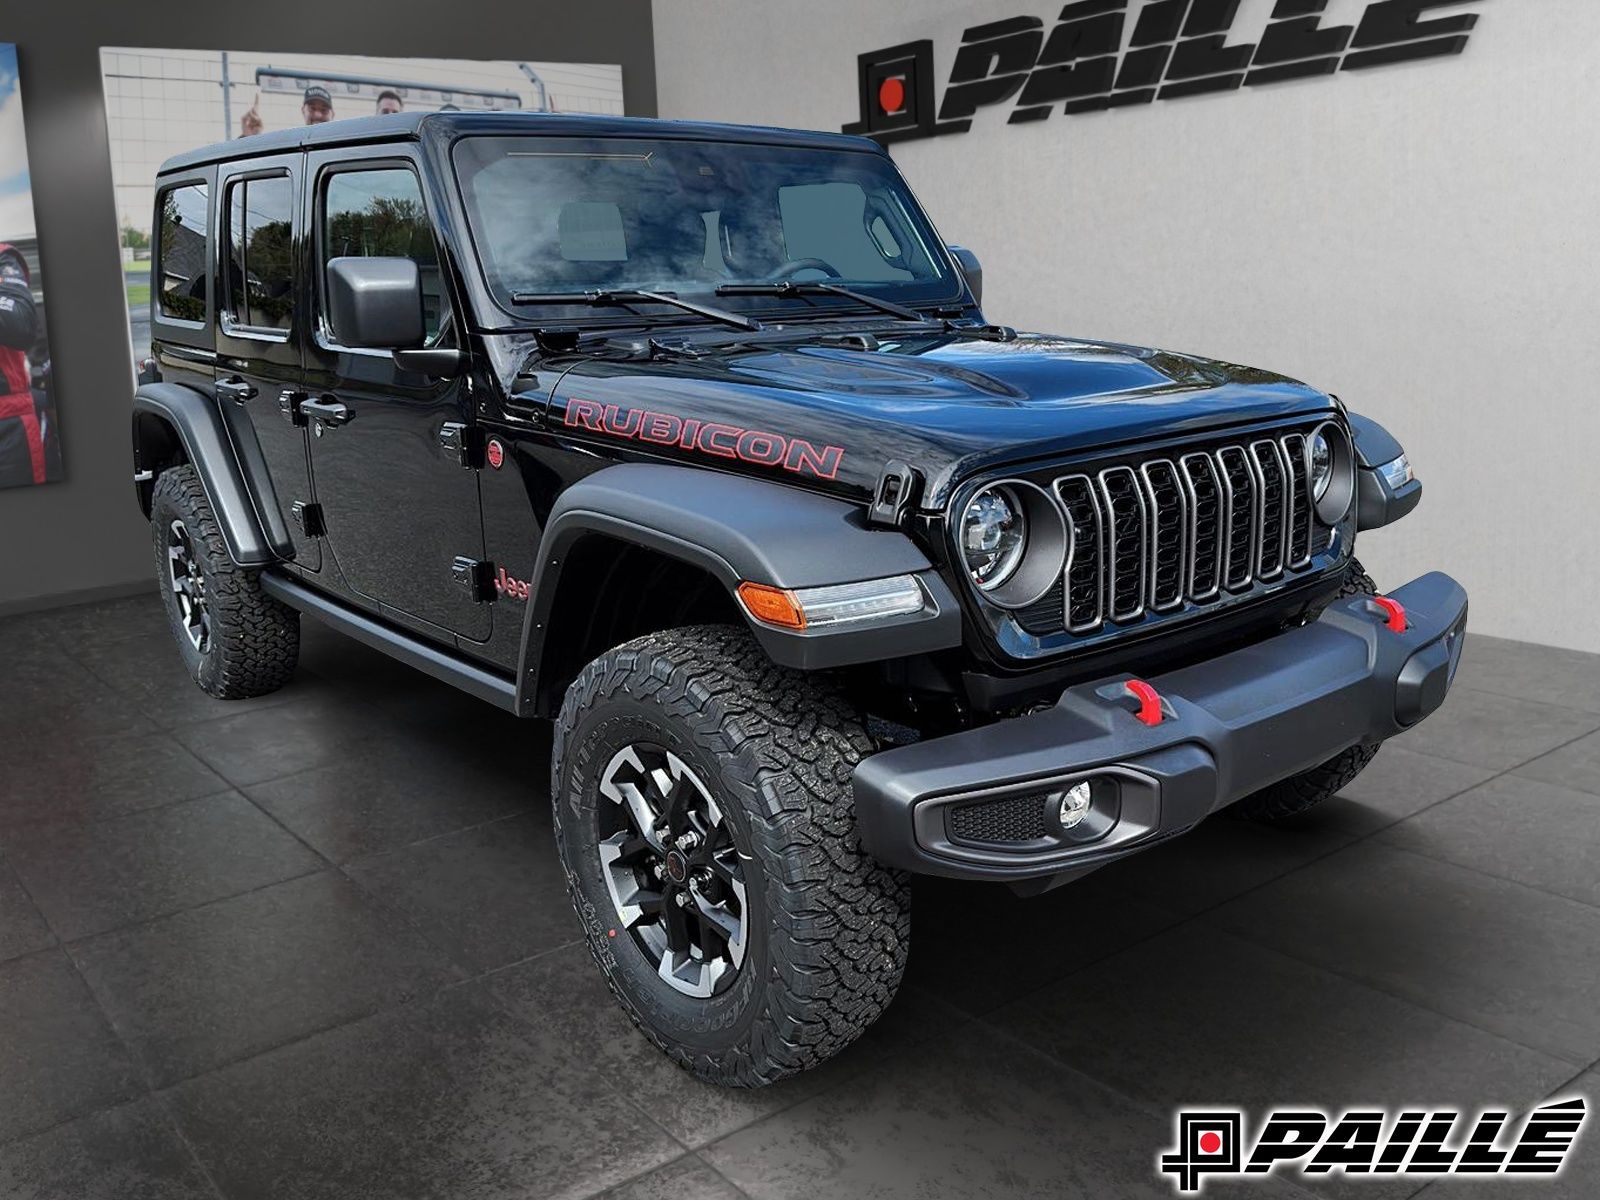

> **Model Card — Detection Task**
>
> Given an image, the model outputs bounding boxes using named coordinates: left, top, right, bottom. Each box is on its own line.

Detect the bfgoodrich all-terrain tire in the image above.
left=551, top=625, right=911, bottom=1087
left=1233, top=558, right=1380, bottom=823
left=150, top=465, right=299, bottom=699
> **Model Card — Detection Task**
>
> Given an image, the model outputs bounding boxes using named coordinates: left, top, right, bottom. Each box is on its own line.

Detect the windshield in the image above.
left=451, top=135, right=962, bottom=321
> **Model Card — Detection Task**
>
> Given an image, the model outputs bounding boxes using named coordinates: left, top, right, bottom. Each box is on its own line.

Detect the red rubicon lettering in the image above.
left=562, top=399, right=846, bottom=480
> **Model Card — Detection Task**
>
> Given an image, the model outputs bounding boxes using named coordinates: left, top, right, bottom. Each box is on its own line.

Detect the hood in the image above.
left=536, top=329, right=1335, bottom=509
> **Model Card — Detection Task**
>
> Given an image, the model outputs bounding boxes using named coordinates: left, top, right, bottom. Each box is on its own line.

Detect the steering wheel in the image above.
left=767, top=257, right=843, bottom=281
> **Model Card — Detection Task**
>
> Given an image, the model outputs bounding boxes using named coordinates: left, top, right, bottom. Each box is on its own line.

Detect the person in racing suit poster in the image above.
left=0, top=242, right=57, bottom=487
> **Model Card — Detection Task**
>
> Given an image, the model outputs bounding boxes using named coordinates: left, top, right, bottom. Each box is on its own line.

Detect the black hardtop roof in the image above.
left=156, top=110, right=883, bottom=175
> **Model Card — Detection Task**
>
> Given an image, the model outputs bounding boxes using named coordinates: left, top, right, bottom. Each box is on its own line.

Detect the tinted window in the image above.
left=321, top=167, right=445, bottom=343
left=452, top=137, right=957, bottom=316
left=156, top=183, right=208, bottom=321
left=224, top=175, right=295, bottom=332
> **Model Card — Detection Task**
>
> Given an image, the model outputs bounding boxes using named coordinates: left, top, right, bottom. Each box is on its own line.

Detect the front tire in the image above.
left=551, top=625, right=910, bottom=1087
left=1233, top=558, right=1380, bottom=823
left=150, top=465, right=299, bottom=699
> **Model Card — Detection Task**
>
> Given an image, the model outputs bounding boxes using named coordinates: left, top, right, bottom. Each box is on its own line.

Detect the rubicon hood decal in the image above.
left=564, top=398, right=845, bottom=481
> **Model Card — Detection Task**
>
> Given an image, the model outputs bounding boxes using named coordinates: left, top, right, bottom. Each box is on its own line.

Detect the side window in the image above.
left=223, top=175, right=295, bottom=333
left=321, top=167, right=445, bottom=344
left=155, top=183, right=208, bottom=322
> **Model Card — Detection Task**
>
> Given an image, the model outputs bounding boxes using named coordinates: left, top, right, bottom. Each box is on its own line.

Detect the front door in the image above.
left=301, top=149, right=488, bottom=640
left=214, top=155, right=318, bottom=571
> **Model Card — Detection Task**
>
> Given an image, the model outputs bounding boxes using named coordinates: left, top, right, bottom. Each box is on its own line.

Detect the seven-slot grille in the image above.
left=1044, top=429, right=1321, bottom=635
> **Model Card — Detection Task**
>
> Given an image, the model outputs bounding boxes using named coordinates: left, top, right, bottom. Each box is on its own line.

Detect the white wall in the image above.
left=654, top=0, right=1600, bottom=653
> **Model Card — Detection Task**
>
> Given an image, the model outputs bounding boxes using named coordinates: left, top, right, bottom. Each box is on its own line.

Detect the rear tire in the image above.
left=1233, top=558, right=1379, bottom=823
left=551, top=625, right=910, bottom=1087
left=150, top=465, right=299, bottom=700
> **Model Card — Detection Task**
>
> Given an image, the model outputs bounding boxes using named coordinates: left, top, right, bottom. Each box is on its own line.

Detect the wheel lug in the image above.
left=673, top=891, right=691, bottom=908
left=676, top=831, right=700, bottom=851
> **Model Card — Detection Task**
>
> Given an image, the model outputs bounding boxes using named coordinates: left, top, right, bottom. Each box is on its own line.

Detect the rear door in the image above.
left=301, top=146, right=488, bottom=640
left=213, top=154, right=319, bottom=571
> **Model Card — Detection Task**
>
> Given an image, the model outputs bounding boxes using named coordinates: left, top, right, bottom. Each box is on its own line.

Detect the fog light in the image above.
left=1057, top=781, right=1093, bottom=829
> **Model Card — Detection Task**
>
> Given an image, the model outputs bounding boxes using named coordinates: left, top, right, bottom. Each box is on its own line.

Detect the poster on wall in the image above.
left=99, top=48, right=625, bottom=363
left=0, top=44, right=63, bottom=489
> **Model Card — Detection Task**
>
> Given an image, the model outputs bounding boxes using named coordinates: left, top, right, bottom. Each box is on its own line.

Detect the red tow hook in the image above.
left=1372, top=596, right=1408, bottom=633
left=1124, top=679, right=1165, bottom=727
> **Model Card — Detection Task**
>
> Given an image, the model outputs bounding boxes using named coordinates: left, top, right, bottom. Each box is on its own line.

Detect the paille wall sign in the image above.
left=842, top=0, right=1483, bottom=144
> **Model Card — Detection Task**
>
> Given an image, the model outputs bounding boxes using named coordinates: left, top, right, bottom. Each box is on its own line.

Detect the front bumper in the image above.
left=854, top=571, right=1468, bottom=883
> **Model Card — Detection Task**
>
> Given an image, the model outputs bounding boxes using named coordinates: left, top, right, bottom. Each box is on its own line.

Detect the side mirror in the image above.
left=947, top=244, right=983, bottom=307
left=326, top=256, right=424, bottom=349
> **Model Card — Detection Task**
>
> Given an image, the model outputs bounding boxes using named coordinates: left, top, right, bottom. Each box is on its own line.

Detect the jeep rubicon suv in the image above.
left=132, top=112, right=1465, bottom=1088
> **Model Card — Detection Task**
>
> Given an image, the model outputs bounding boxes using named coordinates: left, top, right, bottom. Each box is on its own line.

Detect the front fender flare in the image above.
left=132, top=384, right=286, bottom=566
left=514, top=464, right=962, bottom=712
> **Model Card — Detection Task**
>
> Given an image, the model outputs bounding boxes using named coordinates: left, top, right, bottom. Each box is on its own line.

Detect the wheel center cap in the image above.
left=664, top=849, right=688, bottom=884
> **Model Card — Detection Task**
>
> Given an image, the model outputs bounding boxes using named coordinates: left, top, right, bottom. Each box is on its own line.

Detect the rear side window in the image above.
left=321, top=166, right=446, bottom=343
left=155, top=183, right=208, bottom=322
left=224, top=175, right=295, bottom=332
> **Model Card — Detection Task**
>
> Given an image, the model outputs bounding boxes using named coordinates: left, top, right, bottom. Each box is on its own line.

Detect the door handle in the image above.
left=216, top=376, right=257, bottom=405
left=300, top=397, right=352, bottom=428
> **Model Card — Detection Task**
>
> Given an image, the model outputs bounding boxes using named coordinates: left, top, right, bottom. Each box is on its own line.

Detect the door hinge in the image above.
left=451, top=556, right=496, bottom=603
left=439, top=422, right=487, bottom=469
left=868, top=460, right=920, bottom=529
left=279, top=389, right=308, bottom=426
left=291, top=501, right=326, bottom=538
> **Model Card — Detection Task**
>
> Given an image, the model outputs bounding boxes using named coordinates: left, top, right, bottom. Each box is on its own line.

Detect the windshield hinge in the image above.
left=869, top=460, right=920, bottom=529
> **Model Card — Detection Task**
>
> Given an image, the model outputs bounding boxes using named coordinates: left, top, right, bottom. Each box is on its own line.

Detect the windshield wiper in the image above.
left=715, top=281, right=930, bottom=324
left=508, top=289, right=762, bottom=332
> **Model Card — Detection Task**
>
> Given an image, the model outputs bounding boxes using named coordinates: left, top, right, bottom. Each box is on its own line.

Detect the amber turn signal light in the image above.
left=736, top=581, right=806, bottom=630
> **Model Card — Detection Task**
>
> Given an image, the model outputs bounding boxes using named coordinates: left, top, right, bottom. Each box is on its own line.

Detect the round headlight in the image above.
left=1309, top=430, right=1333, bottom=501
left=962, top=485, right=1027, bottom=590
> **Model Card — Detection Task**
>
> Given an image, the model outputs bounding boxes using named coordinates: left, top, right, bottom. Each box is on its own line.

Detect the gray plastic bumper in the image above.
left=853, top=571, right=1468, bottom=883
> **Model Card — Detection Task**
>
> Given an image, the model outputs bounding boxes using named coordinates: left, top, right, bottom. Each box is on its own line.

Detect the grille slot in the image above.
left=1031, top=425, right=1328, bottom=637
left=947, top=793, right=1048, bottom=845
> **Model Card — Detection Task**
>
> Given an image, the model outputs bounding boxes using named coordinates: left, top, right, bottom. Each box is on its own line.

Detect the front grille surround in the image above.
left=955, top=417, right=1352, bottom=659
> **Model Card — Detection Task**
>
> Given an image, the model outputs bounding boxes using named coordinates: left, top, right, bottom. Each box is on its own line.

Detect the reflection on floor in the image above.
left=1, top=593, right=1597, bottom=1198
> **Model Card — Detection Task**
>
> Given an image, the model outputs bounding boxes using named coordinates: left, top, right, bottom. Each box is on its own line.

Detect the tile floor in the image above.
left=0, top=594, right=1596, bottom=1198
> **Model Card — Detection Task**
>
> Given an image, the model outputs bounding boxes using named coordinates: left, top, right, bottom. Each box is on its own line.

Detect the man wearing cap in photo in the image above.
left=0, top=244, right=46, bottom=487
left=302, top=84, right=334, bottom=124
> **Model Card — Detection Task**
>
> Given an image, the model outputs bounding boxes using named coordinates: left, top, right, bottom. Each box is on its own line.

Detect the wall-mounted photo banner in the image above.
left=0, top=44, right=63, bottom=490
left=843, top=0, right=1482, bottom=144
left=99, top=49, right=625, bottom=363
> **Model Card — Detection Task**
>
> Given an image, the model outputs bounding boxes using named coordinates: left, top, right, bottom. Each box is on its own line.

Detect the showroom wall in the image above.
left=0, top=0, right=657, bottom=616
left=655, top=0, right=1600, bottom=654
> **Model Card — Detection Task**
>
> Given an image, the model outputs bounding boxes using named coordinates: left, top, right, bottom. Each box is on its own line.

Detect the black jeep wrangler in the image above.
left=132, top=111, right=1465, bottom=1088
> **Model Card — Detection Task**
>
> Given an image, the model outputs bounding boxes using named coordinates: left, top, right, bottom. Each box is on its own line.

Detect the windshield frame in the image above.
left=448, top=132, right=969, bottom=329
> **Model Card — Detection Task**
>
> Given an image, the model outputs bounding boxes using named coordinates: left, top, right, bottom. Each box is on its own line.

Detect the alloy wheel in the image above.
left=166, top=518, right=210, bottom=654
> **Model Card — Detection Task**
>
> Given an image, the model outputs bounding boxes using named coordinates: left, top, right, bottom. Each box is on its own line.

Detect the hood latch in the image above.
left=869, top=460, right=921, bottom=529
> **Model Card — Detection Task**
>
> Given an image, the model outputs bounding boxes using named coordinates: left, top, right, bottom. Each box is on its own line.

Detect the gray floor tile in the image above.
left=1090, top=813, right=1355, bottom=920
left=1210, top=842, right=1600, bottom=1064
left=0, top=654, right=155, bottom=742
left=0, top=950, right=144, bottom=1143
left=12, top=592, right=171, bottom=654
left=0, top=730, right=228, bottom=829
left=487, top=942, right=968, bottom=1149
left=346, top=814, right=579, bottom=973
left=0, top=1098, right=214, bottom=1199
left=246, top=734, right=534, bottom=863
left=1311, top=743, right=1497, bottom=838
left=905, top=870, right=1182, bottom=1015
left=602, top=1154, right=746, bottom=1200
left=1516, top=727, right=1600, bottom=798
left=1455, top=633, right=1600, bottom=716
left=988, top=925, right=1573, bottom=1170
left=1392, top=688, right=1600, bottom=771
left=2, top=792, right=323, bottom=940
left=72, top=628, right=312, bottom=729
left=72, top=870, right=462, bottom=1087
left=166, top=983, right=682, bottom=1200
left=170, top=693, right=391, bottom=787
left=0, top=858, right=53, bottom=963
left=1378, top=775, right=1600, bottom=908
left=702, top=1022, right=1304, bottom=1200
